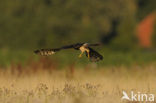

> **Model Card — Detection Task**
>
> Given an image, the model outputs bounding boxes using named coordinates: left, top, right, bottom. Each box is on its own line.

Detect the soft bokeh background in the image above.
left=0, top=0, right=156, bottom=67
left=0, top=1, right=156, bottom=103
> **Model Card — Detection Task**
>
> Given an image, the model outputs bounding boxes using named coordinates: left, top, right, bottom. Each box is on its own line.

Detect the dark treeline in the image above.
left=0, top=0, right=155, bottom=50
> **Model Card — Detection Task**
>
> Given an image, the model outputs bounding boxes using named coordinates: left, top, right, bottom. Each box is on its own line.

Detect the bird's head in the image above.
left=83, top=43, right=89, bottom=47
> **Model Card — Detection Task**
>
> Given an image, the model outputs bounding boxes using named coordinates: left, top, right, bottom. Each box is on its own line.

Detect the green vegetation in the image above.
left=0, top=0, right=137, bottom=49
left=0, top=0, right=156, bottom=66
left=0, top=1, right=156, bottom=102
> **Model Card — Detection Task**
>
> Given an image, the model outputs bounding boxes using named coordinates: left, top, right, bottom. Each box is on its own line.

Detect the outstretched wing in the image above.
left=60, top=43, right=83, bottom=50
left=89, top=43, right=102, bottom=47
left=85, top=47, right=103, bottom=62
left=34, top=43, right=83, bottom=56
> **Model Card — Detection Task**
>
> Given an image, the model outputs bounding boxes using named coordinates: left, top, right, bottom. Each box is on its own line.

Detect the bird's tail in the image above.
left=34, top=49, right=58, bottom=56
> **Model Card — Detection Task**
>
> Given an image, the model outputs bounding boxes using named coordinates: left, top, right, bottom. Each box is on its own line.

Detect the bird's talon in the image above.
left=79, top=55, right=82, bottom=58
left=87, top=53, right=90, bottom=59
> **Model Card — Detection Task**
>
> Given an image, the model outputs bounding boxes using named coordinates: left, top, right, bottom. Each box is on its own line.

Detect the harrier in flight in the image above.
left=34, top=43, right=103, bottom=62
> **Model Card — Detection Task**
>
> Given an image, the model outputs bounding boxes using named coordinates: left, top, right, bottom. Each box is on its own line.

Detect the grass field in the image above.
left=0, top=63, right=156, bottom=103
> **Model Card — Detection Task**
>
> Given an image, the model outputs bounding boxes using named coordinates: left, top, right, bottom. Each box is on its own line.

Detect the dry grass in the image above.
left=0, top=62, right=156, bottom=103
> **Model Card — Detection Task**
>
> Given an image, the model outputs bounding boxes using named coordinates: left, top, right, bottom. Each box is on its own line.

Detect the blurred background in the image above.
left=0, top=0, right=156, bottom=67
left=0, top=1, right=156, bottom=102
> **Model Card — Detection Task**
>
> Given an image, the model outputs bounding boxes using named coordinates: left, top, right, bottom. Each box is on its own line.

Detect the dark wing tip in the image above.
left=100, top=55, right=103, bottom=60
left=34, top=50, right=40, bottom=54
left=34, top=49, right=57, bottom=56
left=90, top=43, right=103, bottom=46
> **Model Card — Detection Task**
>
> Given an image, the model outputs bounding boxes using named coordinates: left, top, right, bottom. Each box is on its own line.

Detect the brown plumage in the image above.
left=34, top=43, right=103, bottom=62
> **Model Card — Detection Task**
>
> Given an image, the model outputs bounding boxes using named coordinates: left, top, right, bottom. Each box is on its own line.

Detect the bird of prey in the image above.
left=34, top=43, right=103, bottom=62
